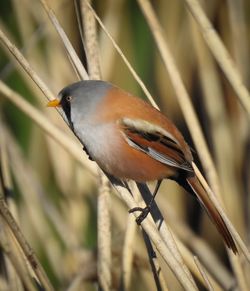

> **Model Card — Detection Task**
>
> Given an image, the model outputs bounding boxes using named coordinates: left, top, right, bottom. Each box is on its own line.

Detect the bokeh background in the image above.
left=0, top=0, right=249, bottom=290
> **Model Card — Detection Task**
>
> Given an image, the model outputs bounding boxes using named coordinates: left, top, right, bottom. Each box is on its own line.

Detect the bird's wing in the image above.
left=119, top=118, right=193, bottom=172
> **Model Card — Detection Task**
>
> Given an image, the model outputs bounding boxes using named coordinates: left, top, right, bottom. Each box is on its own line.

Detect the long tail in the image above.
left=187, top=176, right=237, bottom=254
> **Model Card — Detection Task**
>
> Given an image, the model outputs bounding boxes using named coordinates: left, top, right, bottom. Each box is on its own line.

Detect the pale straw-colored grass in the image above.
left=0, top=1, right=249, bottom=290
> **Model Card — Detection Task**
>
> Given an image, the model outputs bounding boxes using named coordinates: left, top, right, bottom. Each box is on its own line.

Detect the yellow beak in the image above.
left=47, top=99, right=61, bottom=107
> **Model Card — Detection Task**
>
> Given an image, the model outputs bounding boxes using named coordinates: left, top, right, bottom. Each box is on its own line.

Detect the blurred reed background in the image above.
left=0, top=0, right=250, bottom=290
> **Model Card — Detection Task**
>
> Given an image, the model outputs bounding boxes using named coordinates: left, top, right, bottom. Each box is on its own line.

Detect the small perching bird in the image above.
left=47, top=80, right=237, bottom=253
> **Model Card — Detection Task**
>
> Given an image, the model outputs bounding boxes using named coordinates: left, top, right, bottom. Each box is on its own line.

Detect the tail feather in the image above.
left=187, top=176, right=237, bottom=254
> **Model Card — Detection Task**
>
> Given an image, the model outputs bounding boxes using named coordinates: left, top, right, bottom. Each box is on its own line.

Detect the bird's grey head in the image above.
left=58, top=80, right=112, bottom=127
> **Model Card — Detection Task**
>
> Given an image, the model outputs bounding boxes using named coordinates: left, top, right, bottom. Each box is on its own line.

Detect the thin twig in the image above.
left=227, top=0, right=249, bottom=82
left=108, top=176, right=198, bottom=291
left=0, top=221, right=38, bottom=291
left=97, top=175, right=111, bottom=291
left=193, top=256, right=213, bottom=291
left=86, top=1, right=158, bottom=109
left=142, top=230, right=169, bottom=291
left=39, top=0, right=89, bottom=81
left=184, top=0, right=250, bottom=116
left=0, top=28, right=54, bottom=100
left=0, top=142, right=37, bottom=291
left=0, top=161, right=54, bottom=291
left=193, top=162, right=250, bottom=263
left=156, top=189, right=234, bottom=289
left=80, top=0, right=101, bottom=79
left=121, top=214, right=137, bottom=290
left=136, top=183, right=197, bottom=288
left=174, top=235, right=224, bottom=290
left=80, top=2, right=112, bottom=290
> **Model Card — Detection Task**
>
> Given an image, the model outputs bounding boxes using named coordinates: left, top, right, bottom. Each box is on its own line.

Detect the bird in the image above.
left=47, top=80, right=237, bottom=253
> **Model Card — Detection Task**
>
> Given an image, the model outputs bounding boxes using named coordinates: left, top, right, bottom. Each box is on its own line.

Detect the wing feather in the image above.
left=120, top=118, right=193, bottom=172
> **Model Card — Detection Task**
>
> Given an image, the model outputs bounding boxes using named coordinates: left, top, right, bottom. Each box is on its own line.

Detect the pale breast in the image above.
left=74, top=122, right=126, bottom=175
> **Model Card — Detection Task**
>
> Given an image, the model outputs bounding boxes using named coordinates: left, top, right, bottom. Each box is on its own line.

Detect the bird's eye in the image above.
left=66, top=95, right=73, bottom=102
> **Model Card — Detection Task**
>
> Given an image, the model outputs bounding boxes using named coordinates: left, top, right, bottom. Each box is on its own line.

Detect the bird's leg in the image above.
left=129, top=180, right=162, bottom=224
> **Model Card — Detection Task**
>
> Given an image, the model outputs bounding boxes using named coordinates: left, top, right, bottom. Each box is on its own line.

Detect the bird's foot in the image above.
left=129, top=206, right=151, bottom=225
